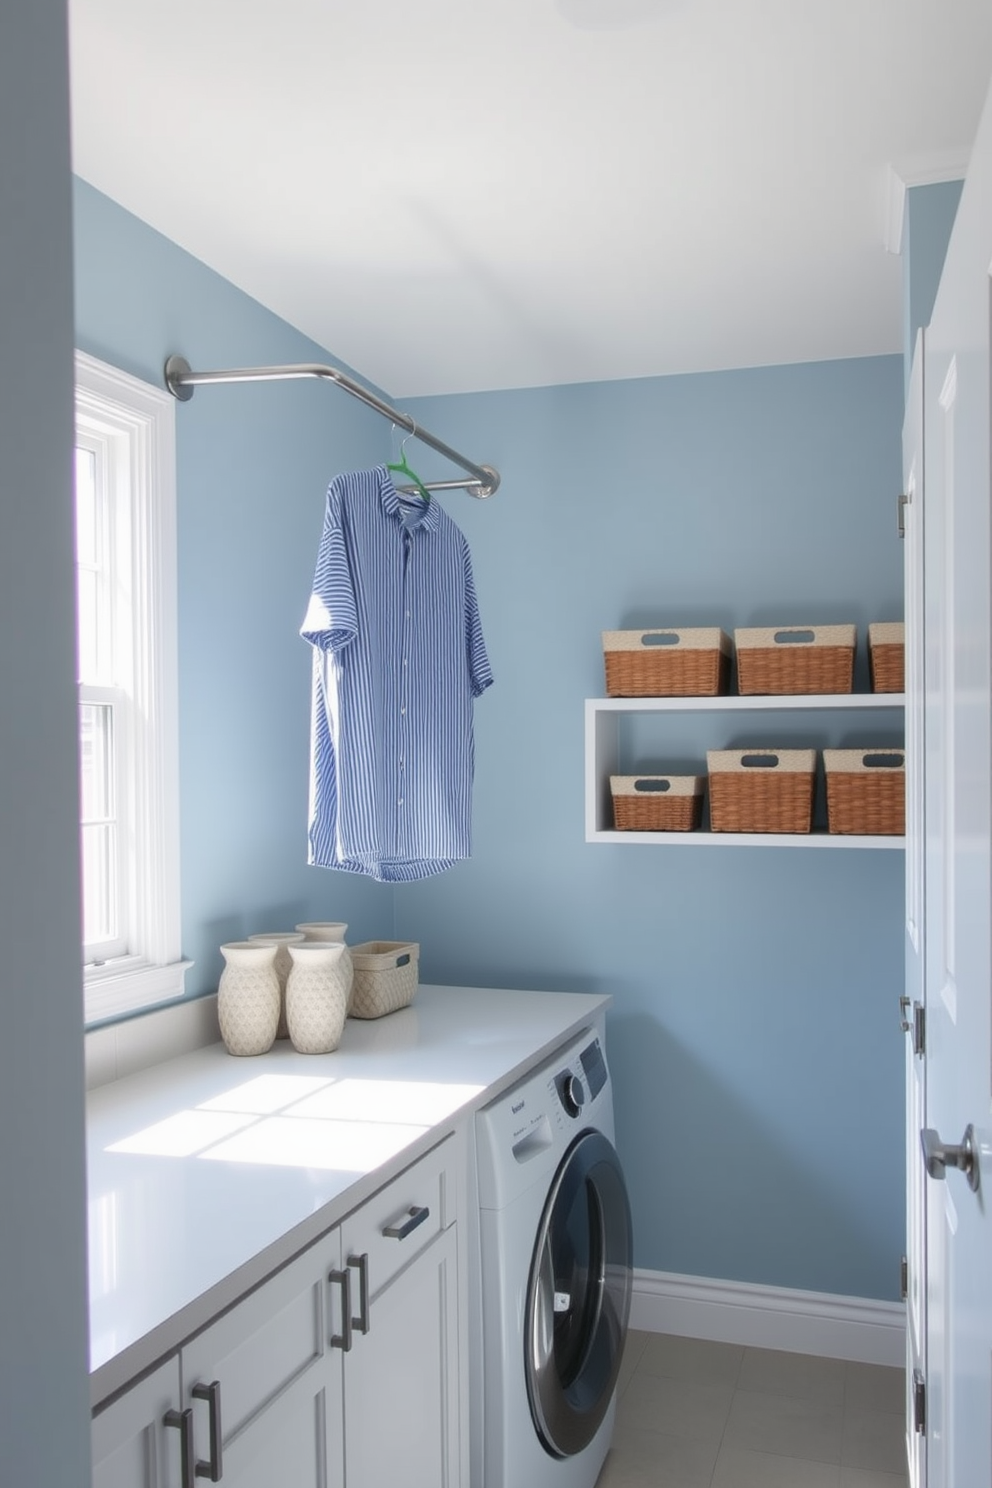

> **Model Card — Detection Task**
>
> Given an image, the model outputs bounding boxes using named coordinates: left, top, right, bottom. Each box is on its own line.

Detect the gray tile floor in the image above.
left=598, top=1331, right=909, bottom=1488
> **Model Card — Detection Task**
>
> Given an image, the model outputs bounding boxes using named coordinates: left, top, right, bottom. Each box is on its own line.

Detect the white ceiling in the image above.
left=69, top=0, right=992, bottom=398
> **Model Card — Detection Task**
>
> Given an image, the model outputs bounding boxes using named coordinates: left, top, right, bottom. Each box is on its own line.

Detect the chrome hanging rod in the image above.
left=163, top=355, right=500, bottom=498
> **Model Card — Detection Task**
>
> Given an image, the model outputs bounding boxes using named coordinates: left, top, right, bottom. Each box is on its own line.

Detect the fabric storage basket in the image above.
left=707, top=749, right=816, bottom=833
left=602, top=628, right=731, bottom=697
left=348, top=942, right=419, bottom=1019
left=610, top=775, right=704, bottom=831
left=824, top=749, right=905, bottom=835
left=868, top=623, right=905, bottom=694
left=734, top=625, right=856, bottom=695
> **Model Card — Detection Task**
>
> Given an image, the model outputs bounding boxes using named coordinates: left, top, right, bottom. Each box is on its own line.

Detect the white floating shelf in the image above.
left=585, top=694, right=905, bottom=850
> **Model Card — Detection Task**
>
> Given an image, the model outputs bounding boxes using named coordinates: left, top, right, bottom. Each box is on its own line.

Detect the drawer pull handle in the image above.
left=192, top=1380, right=223, bottom=1481
left=383, top=1204, right=430, bottom=1240
left=164, top=1407, right=195, bottom=1488
left=348, top=1252, right=371, bottom=1334
left=329, top=1267, right=353, bottom=1351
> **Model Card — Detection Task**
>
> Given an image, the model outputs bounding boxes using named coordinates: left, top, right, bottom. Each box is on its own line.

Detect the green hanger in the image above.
left=387, top=432, right=431, bottom=504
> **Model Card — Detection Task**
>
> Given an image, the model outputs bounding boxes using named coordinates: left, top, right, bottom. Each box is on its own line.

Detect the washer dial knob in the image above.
left=560, top=1072, right=586, bottom=1118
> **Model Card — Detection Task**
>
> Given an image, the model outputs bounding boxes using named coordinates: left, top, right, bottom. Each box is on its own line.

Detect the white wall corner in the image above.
left=885, top=166, right=907, bottom=256
left=630, top=1268, right=905, bottom=1368
left=885, top=150, right=971, bottom=256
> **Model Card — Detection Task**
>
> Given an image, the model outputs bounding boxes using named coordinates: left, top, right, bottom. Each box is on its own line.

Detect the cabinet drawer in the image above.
left=341, top=1136, right=456, bottom=1301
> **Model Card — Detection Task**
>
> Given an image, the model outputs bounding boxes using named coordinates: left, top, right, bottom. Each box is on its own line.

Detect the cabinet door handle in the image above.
left=382, top=1204, right=430, bottom=1240
left=192, top=1380, right=223, bottom=1481
left=348, top=1252, right=370, bottom=1334
left=164, top=1407, right=195, bottom=1488
left=329, top=1267, right=353, bottom=1351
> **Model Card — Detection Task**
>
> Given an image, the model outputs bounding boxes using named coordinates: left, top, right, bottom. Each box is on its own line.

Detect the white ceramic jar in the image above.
left=217, top=941, right=281, bottom=1056
left=247, top=931, right=306, bottom=1038
left=295, top=921, right=355, bottom=1013
left=285, top=941, right=351, bottom=1054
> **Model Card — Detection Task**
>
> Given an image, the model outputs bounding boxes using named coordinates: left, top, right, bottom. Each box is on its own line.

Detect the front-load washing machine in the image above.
left=475, top=1021, right=632, bottom=1488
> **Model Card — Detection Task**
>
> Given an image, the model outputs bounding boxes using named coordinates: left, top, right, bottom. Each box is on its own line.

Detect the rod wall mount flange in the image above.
left=165, top=355, right=195, bottom=402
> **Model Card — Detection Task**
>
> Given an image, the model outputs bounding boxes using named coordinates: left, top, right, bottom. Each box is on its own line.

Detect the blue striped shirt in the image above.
left=300, top=466, right=493, bottom=882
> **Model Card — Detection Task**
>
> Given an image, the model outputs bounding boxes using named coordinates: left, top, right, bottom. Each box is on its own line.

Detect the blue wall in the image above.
left=73, top=179, right=393, bottom=999
left=74, top=179, right=906, bottom=1301
left=401, top=363, right=906, bottom=1300
left=904, top=179, right=963, bottom=385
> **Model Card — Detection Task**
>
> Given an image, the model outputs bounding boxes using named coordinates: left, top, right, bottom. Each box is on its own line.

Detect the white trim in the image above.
left=85, top=993, right=218, bottom=1089
left=75, top=351, right=186, bottom=1024
left=630, top=1267, right=905, bottom=1367
left=84, top=958, right=193, bottom=1025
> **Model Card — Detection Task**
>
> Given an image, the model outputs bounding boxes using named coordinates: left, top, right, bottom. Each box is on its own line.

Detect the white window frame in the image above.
left=75, top=350, right=190, bottom=1023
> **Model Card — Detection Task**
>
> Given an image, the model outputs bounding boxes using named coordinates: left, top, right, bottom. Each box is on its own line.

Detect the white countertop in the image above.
left=87, top=983, right=609, bottom=1406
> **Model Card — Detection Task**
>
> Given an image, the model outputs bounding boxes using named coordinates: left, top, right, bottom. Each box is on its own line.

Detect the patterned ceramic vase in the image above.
left=248, top=932, right=306, bottom=1038
left=295, top=921, right=355, bottom=1013
left=217, top=941, right=281, bottom=1056
left=285, top=941, right=350, bottom=1054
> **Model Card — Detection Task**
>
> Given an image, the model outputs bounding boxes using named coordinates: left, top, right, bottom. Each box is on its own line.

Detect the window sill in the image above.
left=84, top=958, right=193, bottom=1027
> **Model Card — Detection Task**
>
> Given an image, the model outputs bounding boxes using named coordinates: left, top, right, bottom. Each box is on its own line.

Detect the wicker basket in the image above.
left=824, top=749, right=905, bottom=835
left=603, top=628, right=731, bottom=697
left=734, top=625, right=856, bottom=695
left=348, top=942, right=419, bottom=1019
left=868, top=623, right=905, bottom=694
left=610, top=775, right=704, bottom=831
left=707, top=749, right=816, bottom=833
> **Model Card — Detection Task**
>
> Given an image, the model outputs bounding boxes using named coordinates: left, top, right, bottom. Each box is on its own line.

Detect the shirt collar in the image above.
left=380, top=467, right=441, bottom=534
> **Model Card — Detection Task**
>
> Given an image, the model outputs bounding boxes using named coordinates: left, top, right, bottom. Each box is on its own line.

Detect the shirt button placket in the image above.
left=398, top=531, right=412, bottom=852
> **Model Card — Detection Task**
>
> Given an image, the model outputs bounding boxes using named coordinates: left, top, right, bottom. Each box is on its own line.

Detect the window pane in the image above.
left=81, top=822, right=117, bottom=948
left=75, top=446, right=97, bottom=566
left=77, top=568, right=99, bottom=683
left=80, top=702, right=114, bottom=822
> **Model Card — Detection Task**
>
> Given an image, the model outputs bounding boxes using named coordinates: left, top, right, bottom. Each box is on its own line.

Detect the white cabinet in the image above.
left=92, top=1357, right=182, bottom=1488
left=92, top=1136, right=462, bottom=1488
left=181, top=1236, right=344, bottom=1488
left=339, top=1136, right=461, bottom=1488
left=585, top=693, right=906, bottom=848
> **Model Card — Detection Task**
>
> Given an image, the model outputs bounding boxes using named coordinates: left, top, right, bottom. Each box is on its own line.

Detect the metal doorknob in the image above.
left=921, top=1124, right=980, bottom=1192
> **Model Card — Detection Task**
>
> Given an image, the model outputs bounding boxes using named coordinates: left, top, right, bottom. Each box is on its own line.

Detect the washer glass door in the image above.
left=525, top=1129, right=632, bottom=1458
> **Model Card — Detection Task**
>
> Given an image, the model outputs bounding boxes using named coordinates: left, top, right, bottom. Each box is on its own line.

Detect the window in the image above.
left=74, top=351, right=188, bottom=1023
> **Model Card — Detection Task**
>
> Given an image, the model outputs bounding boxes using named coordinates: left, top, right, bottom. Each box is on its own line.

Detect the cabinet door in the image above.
left=181, top=1235, right=344, bottom=1488
left=344, top=1225, right=460, bottom=1488
left=92, top=1356, right=181, bottom=1488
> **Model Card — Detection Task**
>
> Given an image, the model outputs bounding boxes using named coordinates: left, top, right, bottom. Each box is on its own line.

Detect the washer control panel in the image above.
left=550, top=1037, right=607, bottom=1120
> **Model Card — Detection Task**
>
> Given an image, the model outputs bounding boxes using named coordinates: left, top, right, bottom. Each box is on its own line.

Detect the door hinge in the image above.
left=898, top=492, right=910, bottom=538
left=900, top=1254, right=908, bottom=1300
left=914, top=1003, right=926, bottom=1057
left=913, top=1368, right=926, bottom=1435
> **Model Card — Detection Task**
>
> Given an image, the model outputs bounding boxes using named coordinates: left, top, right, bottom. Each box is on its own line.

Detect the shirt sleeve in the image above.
left=300, top=481, right=358, bottom=653
left=464, top=549, right=493, bottom=698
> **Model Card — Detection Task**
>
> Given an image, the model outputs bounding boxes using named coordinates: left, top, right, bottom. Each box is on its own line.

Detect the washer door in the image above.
left=525, top=1128, right=633, bottom=1458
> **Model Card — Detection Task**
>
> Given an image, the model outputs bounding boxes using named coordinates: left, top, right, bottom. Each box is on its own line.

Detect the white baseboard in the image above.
left=85, top=993, right=219, bottom=1089
left=630, top=1267, right=905, bottom=1367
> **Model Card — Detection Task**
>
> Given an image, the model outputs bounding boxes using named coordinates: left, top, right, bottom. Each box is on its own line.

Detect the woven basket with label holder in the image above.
left=868, top=623, right=905, bottom=694
left=734, top=625, right=855, bottom=695
left=824, top=749, right=905, bottom=835
left=602, top=628, right=731, bottom=697
left=707, top=749, right=816, bottom=834
left=348, top=942, right=419, bottom=1019
left=610, top=775, right=705, bottom=831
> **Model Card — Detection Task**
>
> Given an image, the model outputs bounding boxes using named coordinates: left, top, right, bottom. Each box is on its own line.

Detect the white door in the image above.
left=920, top=77, right=992, bottom=1488
left=344, top=1225, right=461, bottom=1488
left=902, top=331, right=927, bottom=1488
